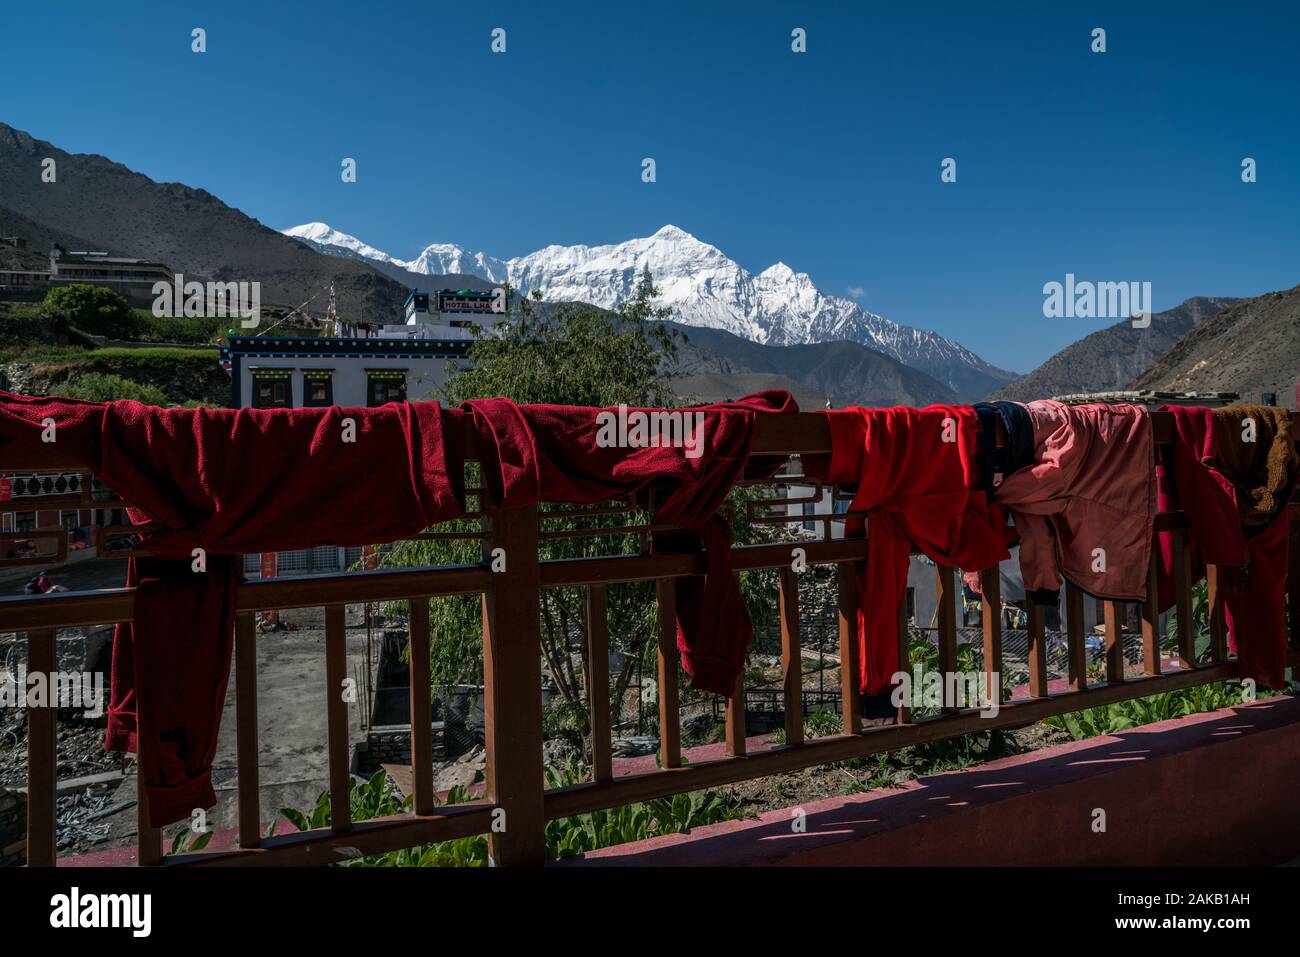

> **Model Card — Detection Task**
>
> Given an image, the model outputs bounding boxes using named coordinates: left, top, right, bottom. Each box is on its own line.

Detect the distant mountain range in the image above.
left=284, top=222, right=1018, bottom=399
left=666, top=322, right=961, bottom=409
left=2, top=120, right=1292, bottom=410
left=1129, top=286, right=1300, bottom=400
left=988, top=297, right=1238, bottom=401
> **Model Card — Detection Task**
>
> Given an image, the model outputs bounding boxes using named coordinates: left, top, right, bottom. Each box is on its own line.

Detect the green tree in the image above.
left=40, top=284, right=139, bottom=338
left=381, top=271, right=777, bottom=749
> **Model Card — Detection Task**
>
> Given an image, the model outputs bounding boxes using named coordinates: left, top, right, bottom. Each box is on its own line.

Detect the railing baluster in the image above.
left=725, top=673, right=747, bottom=757
left=407, top=596, right=434, bottom=815
left=1103, top=601, right=1125, bottom=683
left=896, top=592, right=911, bottom=724
left=481, top=502, right=545, bottom=866
left=837, top=562, right=862, bottom=734
left=935, top=566, right=958, bottom=714
left=324, top=604, right=351, bottom=833
left=136, top=762, right=161, bottom=866
left=980, top=567, right=1003, bottom=707
left=1173, top=531, right=1196, bottom=669
left=1027, top=601, right=1048, bottom=697
left=655, top=579, right=682, bottom=768
left=25, top=627, right=56, bottom=867
left=1065, top=584, right=1087, bottom=691
left=584, top=585, right=613, bottom=783
left=235, top=610, right=261, bottom=847
left=1141, top=546, right=1162, bottom=676
left=1206, top=565, right=1228, bottom=663
left=779, top=567, right=803, bottom=746
left=725, top=577, right=748, bottom=757
left=832, top=561, right=863, bottom=733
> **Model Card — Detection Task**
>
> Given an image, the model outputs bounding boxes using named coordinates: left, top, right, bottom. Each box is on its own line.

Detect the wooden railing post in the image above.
left=778, top=567, right=804, bottom=746
left=584, top=585, right=613, bottom=784
left=1026, top=601, right=1049, bottom=698
left=481, top=503, right=546, bottom=866
left=980, top=567, right=1003, bottom=705
left=654, top=579, right=682, bottom=768
left=935, top=566, right=958, bottom=714
left=837, top=562, right=862, bottom=734
left=25, top=628, right=56, bottom=867
left=235, top=610, right=261, bottom=848
left=1065, top=584, right=1087, bottom=691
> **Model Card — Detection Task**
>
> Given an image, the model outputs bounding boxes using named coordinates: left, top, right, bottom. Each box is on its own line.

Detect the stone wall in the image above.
left=0, top=787, right=26, bottom=867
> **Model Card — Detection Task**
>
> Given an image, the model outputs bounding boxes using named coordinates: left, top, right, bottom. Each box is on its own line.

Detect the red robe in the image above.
left=805, top=406, right=1009, bottom=693
left=463, top=390, right=798, bottom=695
left=0, top=392, right=464, bottom=826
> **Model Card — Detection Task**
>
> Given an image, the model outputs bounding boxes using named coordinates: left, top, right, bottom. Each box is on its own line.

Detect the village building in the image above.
left=219, top=287, right=505, bottom=574
left=220, top=287, right=502, bottom=410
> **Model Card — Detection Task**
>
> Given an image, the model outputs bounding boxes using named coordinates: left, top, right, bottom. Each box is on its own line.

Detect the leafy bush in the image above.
left=62, top=372, right=169, bottom=405
left=41, top=284, right=137, bottom=337
left=263, top=762, right=747, bottom=866
left=1044, top=681, right=1271, bottom=741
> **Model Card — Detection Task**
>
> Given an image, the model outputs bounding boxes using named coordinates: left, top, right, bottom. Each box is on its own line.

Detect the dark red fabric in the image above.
left=463, top=391, right=797, bottom=695
left=804, top=406, right=1010, bottom=693
left=0, top=391, right=464, bottom=826
left=1154, top=405, right=1293, bottom=689
left=1225, top=511, right=1291, bottom=690
left=1156, top=406, right=1248, bottom=607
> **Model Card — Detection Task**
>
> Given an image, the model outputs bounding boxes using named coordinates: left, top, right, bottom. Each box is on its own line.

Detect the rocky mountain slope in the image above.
left=0, top=123, right=412, bottom=324
left=989, top=297, right=1237, bottom=402
left=1128, top=286, right=1300, bottom=401
left=667, top=321, right=961, bottom=408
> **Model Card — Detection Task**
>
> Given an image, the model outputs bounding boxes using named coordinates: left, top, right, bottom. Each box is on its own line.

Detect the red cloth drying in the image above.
left=804, top=405, right=1010, bottom=693
left=463, top=390, right=797, bottom=695
left=1155, top=405, right=1296, bottom=688
left=0, top=391, right=464, bottom=826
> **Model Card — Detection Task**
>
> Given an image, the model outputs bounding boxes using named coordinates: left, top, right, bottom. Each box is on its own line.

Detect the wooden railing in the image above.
left=2, top=410, right=1298, bottom=866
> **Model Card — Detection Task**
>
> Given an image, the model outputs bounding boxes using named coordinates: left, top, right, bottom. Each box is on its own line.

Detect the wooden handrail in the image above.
left=4, top=404, right=1299, bottom=868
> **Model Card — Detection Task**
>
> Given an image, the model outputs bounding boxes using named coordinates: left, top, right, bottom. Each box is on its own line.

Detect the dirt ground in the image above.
left=1, top=555, right=374, bottom=858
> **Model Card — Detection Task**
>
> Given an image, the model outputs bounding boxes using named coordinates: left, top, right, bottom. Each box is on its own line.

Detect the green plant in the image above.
left=273, top=762, right=746, bottom=866
left=1044, top=680, right=1271, bottom=741
left=838, top=729, right=1020, bottom=794
left=542, top=759, right=747, bottom=859
left=41, top=284, right=135, bottom=337
left=164, top=827, right=213, bottom=855
left=61, top=371, right=169, bottom=405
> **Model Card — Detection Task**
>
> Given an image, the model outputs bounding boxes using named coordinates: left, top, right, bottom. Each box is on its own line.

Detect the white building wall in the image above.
left=239, top=354, right=458, bottom=408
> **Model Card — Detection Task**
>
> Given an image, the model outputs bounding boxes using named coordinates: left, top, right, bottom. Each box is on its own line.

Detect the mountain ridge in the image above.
left=988, top=296, right=1239, bottom=402
left=1127, top=286, right=1300, bottom=400
left=284, top=221, right=1018, bottom=399
left=0, top=122, right=413, bottom=325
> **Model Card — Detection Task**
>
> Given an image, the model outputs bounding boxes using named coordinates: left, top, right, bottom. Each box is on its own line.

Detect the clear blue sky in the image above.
left=4, top=1, right=1298, bottom=372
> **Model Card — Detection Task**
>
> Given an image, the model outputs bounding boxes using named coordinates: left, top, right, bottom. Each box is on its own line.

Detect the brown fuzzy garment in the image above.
left=1210, top=405, right=1299, bottom=524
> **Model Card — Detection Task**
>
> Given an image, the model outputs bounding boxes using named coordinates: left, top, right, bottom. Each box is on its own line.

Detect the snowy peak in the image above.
left=283, top=222, right=402, bottom=266
left=281, top=221, right=1018, bottom=397
left=407, top=243, right=508, bottom=283
left=759, top=262, right=795, bottom=281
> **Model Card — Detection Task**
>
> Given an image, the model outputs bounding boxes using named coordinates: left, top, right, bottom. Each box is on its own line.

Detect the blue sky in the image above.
left=4, top=1, right=1298, bottom=372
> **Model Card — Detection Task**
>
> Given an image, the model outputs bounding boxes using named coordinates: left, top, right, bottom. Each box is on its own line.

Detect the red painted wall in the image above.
left=570, top=697, right=1300, bottom=867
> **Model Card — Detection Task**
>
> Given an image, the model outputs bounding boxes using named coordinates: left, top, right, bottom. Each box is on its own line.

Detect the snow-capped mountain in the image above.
left=405, top=243, right=509, bottom=283
left=282, top=223, right=1017, bottom=397
left=285, top=222, right=406, bottom=268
